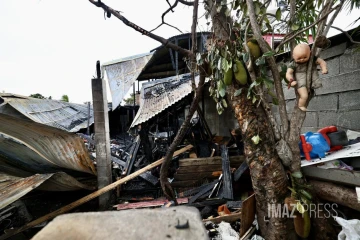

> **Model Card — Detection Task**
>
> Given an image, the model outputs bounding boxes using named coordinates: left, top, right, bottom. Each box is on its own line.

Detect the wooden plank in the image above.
left=178, top=182, right=214, bottom=197
left=170, top=180, right=200, bottom=188
left=303, top=166, right=360, bottom=187
left=122, top=135, right=141, bottom=176
left=179, top=155, right=245, bottom=167
left=174, top=172, right=220, bottom=181
left=221, top=145, right=233, bottom=200
left=234, top=161, right=248, bottom=182
left=240, top=194, right=256, bottom=237
left=115, top=197, right=189, bottom=210
left=188, top=180, right=219, bottom=204
left=203, top=212, right=242, bottom=224
left=0, top=145, right=194, bottom=240
left=176, top=164, right=223, bottom=173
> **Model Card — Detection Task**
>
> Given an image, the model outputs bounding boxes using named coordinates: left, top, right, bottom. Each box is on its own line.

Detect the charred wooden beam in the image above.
left=111, top=155, right=126, bottom=167
left=188, top=179, right=219, bottom=204
left=122, top=136, right=141, bottom=176
left=186, top=199, right=227, bottom=208
left=134, top=155, right=146, bottom=168
left=221, top=145, right=233, bottom=200
left=179, top=155, right=244, bottom=167
left=138, top=125, right=153, bottom=163
left=139, top=171, right=159, bottom=186
left=196, top=106, right=213, bottom=141
left=233, top=161, right=248, bottom=182
left=178, top=182, right=214, bottom=197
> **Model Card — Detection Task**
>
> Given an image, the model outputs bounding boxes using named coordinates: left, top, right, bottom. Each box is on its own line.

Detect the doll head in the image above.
left=293, top=44, right=311, bottom=64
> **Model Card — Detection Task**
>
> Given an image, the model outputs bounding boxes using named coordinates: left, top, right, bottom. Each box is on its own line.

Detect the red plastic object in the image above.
left=300, top=135, right=312, bottom=161
left=317, top=126, right=343, bottom=152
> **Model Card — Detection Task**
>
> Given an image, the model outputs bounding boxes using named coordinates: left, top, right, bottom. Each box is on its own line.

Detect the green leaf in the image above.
left=243, top=52, right=249, bottom=63
left=252, top=96, right=257, bottom=104
left=251, top=135, right=261, bottom=144
left=217, top=58, right=222, bottom=70
left=222, top=59, right=229, bottom=71
left=263, top=51, right=275, bottom=57
left=272, top=97, right=279, bottom=105
left=225, top=7, right=231, bottom=17
left=234, top=89, right=243, bottom=97
left=292, top=171, right=303, bottom=178
left=196, top=53, right=202, bottom=62
left=219, top=88, right=226, bottom=97
left=255, top=57, right=265, bottom=66
left=296, top=201, right=305, bottom=214
left=221, top=99, right=228, bottom=108
left=275, top=8, right=281, bottom=21
left=291, top=24, right=300, bottom=31
left=254, top=2, right=261, bottom=15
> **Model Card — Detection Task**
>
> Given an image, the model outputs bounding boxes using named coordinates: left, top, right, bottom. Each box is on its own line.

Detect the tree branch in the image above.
left=246, top=0, right=289, bottom=138
left=328, top=25, right=360, bottom=44
left=89, top=0, right=193, bottom=58
left=275, top=5, right=340, bottom=52
left=190, top=0, right=199, bottom=90
left=178, top=0, right=194, bottom=6
left=323, top=0, right=344, bottom=37
left=150, top=0, right=184, bottom=33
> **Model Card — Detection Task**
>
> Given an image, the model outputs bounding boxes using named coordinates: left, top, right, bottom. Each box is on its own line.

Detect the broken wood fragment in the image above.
left=0, top=145, right=193, bottom=240
left=221, top=145, right=233, bottom=200
left=233, top=161, right=248, bottom=182
left=188, top=179, right=219, bottom=204
left=202, top=212, right=242, bottom=224
left=115, top=197, right=189, bottom=210
left=240, top=194, right=256, bottom=237
left=122, top=135, right=141, bottom=176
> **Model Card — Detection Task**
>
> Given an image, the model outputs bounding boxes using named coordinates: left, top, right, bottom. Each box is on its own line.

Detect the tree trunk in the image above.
left=228, top=86, right=295, bottom=239
left=309, top=180, right=360, bottom=211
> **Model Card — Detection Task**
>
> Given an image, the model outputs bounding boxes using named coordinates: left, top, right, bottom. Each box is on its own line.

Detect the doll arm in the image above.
left=286, top=67, right=294, bottom=81
left=316, top=57, right=328, bottom=74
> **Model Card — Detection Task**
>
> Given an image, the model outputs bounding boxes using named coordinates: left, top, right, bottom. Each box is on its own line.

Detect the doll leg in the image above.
left=297, top=87, right=308, bottom=111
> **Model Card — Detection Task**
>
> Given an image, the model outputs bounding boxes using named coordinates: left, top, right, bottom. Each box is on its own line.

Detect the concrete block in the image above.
left=32, top=207, right=208, bottom=240
left=339, top=90, right=360, bottom=110
left=340, top=48, right=360, bottom=73
left=307, top=94, right=338, bottom=111
left=318, top=110, right=360, bottom=130
left=320, top=58, right=340, bottom=77
left=301, top=127, right=321, bottom=134
left=284, top=87, right=296, bottom=100
left=302, top=112, right=318, bottom=127
left=315, top=70, right=360, bottom=95
left=319, top=42, right=347, bottom=60
left=286, top=100, right=296, bottom=113
left=318, top=111, right=338, bottom=128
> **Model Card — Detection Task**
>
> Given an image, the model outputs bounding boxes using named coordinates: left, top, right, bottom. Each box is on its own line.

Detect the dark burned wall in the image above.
left=273, top=38, right=360, bottom=133
left=108, top=106, right=139, bottom=137
left=201, top=86, right=238, bottom=137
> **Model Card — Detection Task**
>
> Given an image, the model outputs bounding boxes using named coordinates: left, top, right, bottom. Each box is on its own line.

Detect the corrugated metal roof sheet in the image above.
left=0, top=172, right=95, bottom=211
left=130, top=73, right=197, bottom=128
left=0, top=94, right=93, bottom=133
left=0, top=113, right=96, bottom=175
left=103, top=53, right=153, bottom=110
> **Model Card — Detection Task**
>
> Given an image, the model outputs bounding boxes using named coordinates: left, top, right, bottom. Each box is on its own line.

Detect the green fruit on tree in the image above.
left=294, top=210, right=311, bottom=238
left=234, top=60, right=248, bottom=85
left=247, top=39, right=261, bottom=60
left=223, top=68, right=233, bottom=86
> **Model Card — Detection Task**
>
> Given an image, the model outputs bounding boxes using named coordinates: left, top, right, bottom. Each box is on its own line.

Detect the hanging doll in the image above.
left=286, top=44, right=328, bottom=111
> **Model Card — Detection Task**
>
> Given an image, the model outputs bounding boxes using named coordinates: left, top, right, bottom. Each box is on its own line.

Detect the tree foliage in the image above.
left=61, top=94, right=69, bottom=102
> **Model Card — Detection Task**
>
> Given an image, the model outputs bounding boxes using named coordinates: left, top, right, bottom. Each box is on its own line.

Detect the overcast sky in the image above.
left=0, top=1, right=358, bottom=104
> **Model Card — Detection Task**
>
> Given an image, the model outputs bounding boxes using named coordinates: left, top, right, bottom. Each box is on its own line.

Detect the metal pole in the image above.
left=87, top=102, right=91, bottom=136
left=91, top=60, right=112, bottom=210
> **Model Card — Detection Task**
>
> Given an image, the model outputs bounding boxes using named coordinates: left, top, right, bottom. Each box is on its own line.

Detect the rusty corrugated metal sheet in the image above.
left=0, top=113, right=96, bottom=175
left=0, top=172, right=95, bottom=211
left=102, top=52, right=153, bottom=110
left=130, top=73, right=197, bottom=128
left=0, top=93, right=94, bottom=132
